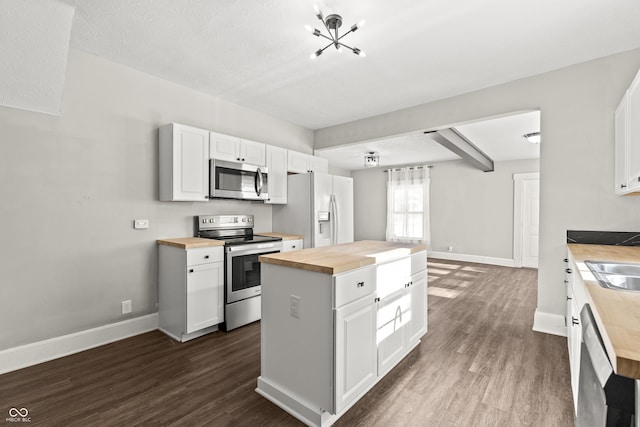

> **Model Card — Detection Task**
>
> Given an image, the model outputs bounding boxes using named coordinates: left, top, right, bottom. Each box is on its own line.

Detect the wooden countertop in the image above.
left=256, top=232, right=304, bottom=241
left=259, top=240, right=428, bottom=275
left=567, top=244, right=640, bottom=379
left=156, top=237, right=224, bottom=249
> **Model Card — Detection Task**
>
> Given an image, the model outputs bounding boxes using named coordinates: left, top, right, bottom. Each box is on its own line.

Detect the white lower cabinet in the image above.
left=282, top=239, right=303, bottom=252
left=334, top=294, right=377, bottom=414
left=159, top=245, right=224, bottom=342
left=258, top=249, right=428, bottom=427
left=565, top=253, right=587, bottom=413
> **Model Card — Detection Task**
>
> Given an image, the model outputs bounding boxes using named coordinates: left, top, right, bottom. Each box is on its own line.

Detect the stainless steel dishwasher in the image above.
left=576, top=304, right=635, bottom=427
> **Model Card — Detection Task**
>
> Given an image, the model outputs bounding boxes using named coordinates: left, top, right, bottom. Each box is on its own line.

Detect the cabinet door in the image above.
left=568, top=298, right=581, bottom=413
left=282, top=239, right=303, bottom=252
left=407, top=270, right=427, bottom=345
left=170, top=124, right=210, bottom=201
left=265, top=145, right=288, bottom=204
left=334, top=295, right=377, bottom=414
left=210, top=131, right=241, bottom=162
left=288, top=150, right=311, bottom=173
left=615, top=94, right=629, bottom=194
left=627, top=72, right=640, bottom=191
left=241, top=139, right=266, bottom=166
left=377, top=289, right=411, bottom=376
left=310, top=155, right=329, bottom=173
left=186, top=262, right=224, bottom=333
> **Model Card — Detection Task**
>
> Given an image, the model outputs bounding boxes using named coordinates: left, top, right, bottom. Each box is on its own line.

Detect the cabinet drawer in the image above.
left=187, top=247, right=223, bottom=266
left=377, top=258, right=411, bottom=300
left=411, top=252, right=427, bottom=274
left=334, top=266, right=376, bottom=308
left=282, top=239, right=302, bottom=252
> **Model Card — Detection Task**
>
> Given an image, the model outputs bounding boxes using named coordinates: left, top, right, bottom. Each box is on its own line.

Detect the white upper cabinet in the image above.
left=159, top=123, right=210, bottom=202
left=626, top=72, right=640, bottom=192
left=265, top=145, right=287, bottom=204
left=615, top=67, right=640, bottom=195
left=615, top=95, right=629, bottom=194
left=287, top=150, right=329, bottom=174
left=310, top=155, right=329, bottom=174
left=210, top=131, right=266, bottom=166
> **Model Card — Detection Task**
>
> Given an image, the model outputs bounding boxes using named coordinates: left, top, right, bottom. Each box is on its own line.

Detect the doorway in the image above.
left=513, top=172, right=540, bottom=268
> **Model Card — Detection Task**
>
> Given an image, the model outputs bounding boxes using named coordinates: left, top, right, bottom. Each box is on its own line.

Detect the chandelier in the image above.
left=305, top=5, right=366, bottom=59
left=364, top=152, right=379, bottom=167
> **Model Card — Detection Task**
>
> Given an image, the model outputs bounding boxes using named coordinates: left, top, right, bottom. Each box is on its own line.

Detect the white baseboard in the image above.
left=0, top=313, right=159, bottom=375
left=532, top=309, right=567, bottom=337
left=429, top=251, right=516, bottom=268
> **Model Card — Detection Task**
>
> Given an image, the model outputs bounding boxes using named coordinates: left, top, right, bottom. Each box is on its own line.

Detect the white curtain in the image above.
left=385, top=166, right=431, bottom=246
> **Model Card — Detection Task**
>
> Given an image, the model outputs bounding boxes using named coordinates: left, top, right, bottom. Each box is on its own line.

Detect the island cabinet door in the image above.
left=377, top=289, right=411, bottom=376
left=407, top=270, right=427, bottom=345
left=334, top=294, right=377, bottom=414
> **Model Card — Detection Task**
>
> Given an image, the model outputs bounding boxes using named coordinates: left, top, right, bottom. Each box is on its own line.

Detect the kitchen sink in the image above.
left=584, top=261, right=640, bottom=291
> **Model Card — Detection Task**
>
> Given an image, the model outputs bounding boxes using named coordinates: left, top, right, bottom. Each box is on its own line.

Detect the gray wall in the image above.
left=352, top=159, right=540, bottom=259
left=317, top=48, right=640, bottom=326
left=0, top=49, right=313, bottom=351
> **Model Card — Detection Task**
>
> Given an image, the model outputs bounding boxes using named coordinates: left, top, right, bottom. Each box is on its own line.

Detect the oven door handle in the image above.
left=255, top=168, right=264, bottom=197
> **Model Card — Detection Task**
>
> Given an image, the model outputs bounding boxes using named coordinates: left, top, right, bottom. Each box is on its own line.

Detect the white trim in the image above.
left=513, top=172, right=540, bottom=268
left=429, top=251, right=516, bottom=267
left=0, top=313, right=159, bottom=375
left=532, top=309, right=567, bottom=337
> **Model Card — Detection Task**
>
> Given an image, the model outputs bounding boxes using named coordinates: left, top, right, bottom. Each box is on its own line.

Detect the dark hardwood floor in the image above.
left=0, top=259, right=573, bottom=426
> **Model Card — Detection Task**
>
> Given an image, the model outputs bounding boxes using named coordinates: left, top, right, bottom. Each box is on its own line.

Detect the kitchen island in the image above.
left=256, top=240, right=428, bottom=427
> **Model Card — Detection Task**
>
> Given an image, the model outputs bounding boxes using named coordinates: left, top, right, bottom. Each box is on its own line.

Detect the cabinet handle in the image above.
left=291, top=245, right=296, bottom=249
left=572, top=317, right=579, bottom=326
left=204, top=255, right=209, bottom=259
left=374, top=297, right=380, bottom=303
left=565, top=268, right=572, bottom=274
left=357, top=281, right=365, bottom=288
left=564, top=280, right=569, bottom=284
left=188, top=269, right=194, bottom=273
left=637, top=177, right=640, bottom=182
left=563, top=258, right=568, bottom=263
left=566, top=296, right=572, bottom=300
left=621, top=184, right=628, bottom=188
left=236, top=157, right=240, bottom=161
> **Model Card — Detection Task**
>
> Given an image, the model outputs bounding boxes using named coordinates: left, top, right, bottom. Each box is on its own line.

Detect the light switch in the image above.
left=133, top=219, right=149, bottom=229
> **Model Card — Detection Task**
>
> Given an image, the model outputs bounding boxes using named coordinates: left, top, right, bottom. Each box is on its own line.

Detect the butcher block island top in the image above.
left=156, top=237, right=224, bottom=249
left=259, top=240, right=428, bottom=275
left=567, top=244, right=640, bottom=379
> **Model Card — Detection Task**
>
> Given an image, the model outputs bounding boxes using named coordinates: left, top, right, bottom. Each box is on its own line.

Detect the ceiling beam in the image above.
left=427, top=128, right=494, bottom=172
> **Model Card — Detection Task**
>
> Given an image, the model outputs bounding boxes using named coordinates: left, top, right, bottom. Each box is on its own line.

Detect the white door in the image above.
left=514, top=173, right=540, bottom=268
left=173, top=124, right=210, bottom=201
left=522, top=179, right=539, bottom=268
left=186, top=262, right=224, bottom=333
left=332, top=176, right=354, bottom=244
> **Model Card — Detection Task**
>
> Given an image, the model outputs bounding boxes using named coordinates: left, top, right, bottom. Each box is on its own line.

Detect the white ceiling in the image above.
left=315, top=110, right=540, bottom=171
left=56, top=0, right=640, bottom=130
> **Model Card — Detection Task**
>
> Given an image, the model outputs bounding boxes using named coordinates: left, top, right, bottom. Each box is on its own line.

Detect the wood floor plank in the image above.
left=0, top=258, right=572, bottom=426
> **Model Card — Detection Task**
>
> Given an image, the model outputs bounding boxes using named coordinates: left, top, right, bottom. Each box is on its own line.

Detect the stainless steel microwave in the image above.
left=209, top=159, right=269, bottom=201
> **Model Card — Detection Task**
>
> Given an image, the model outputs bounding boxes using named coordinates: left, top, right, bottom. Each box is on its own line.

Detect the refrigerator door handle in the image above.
left=333, top=194, right=339, bottom=245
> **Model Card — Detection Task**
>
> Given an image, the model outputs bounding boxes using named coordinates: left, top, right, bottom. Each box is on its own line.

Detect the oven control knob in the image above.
left=202, top=219, right=206, bottom=223
left=248, top=218, right=252, bottom=222
left=209, top=219, right=214, bottom=223
left=242, top=218, right=246, bottom=222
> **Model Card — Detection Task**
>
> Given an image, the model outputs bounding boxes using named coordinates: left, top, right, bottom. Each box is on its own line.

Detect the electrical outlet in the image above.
left=290, top=295, right=300, bottom=319
left=122, top=300, right=132, bottom=315
left=133, top=219, right=149, bottom=229
left=448, top=246, right=453, bottom=253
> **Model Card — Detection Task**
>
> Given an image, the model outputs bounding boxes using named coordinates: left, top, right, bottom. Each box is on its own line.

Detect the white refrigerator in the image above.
left=273, top=172, right=354, bottom=248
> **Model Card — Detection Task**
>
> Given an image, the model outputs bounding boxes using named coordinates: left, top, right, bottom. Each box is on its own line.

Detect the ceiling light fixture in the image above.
left=364, top=152, right=379, bottom=167
left=523, top=132, right=541, bottom=144
left=306, top=5, right=366, bottom=59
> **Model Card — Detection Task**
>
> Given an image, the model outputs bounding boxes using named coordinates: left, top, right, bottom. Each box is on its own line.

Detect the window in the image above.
left=386, top=166, right=430, bottom=245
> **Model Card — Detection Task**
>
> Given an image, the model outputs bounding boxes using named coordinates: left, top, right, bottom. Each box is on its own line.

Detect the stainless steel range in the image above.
left=195, top=214, right=282, bottom=331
